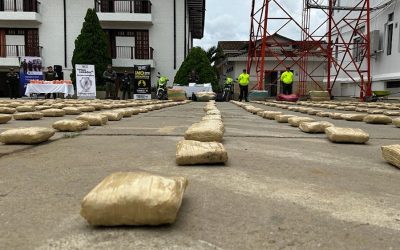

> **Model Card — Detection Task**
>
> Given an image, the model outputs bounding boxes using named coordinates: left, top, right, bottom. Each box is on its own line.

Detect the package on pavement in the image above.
left=0, top=127, right=55, bottom=144
left=381, top=145, right=400, bottom=168
left=80, top=172, right=188, bottom=226
left=176, top=140, right=228, bottom=165
left=325, top=127, right=369, bottom=144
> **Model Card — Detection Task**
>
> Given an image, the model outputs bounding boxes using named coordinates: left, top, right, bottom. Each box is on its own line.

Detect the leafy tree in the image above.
left=70, top=9, right=111, bottom=85
left=174, top=47, right=219, bottom=92
left=206, top=46, right=225, bottom=66
left=206, top=45, right=226, bottom=85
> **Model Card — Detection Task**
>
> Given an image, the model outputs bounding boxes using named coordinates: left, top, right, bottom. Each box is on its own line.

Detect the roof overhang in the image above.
left=187, top=0, right=205, bottom=39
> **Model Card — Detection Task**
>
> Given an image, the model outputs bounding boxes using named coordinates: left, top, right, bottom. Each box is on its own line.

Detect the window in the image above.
left=389, top=13, right=394, bottom=22
left=335, top=45, right=339, bottom=61
left=105, top=29, right=149, bottom=59
left=387, top=13, right=394, bottom=55
left=387, top=23, right=393, bottom=55
left=387, top=81, right=400, bottom=88
left=353, top=37, right=363, bottom=62
left=336, top=0, right=341, bottom=13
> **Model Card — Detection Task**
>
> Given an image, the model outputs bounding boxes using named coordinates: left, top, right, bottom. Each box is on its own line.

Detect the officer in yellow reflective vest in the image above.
left=280, top=67, right=294, bottom=95
left=237, top=69, right=250, bottom=102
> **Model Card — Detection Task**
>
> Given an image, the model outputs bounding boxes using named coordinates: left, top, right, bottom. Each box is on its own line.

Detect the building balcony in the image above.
left=95, top=0, right=152, bottom=25
left=0, top=0, right=41, bottom=24
left=0, top=44, right=42, bottom=66
left=111, top=46, right=155, bottom=68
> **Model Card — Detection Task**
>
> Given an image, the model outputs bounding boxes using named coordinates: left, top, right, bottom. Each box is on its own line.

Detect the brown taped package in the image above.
left=176, top=140, right=228, bottom=165
left=16, top=106, right=36, bottom=112
left=393, top=118, right=400, bottom=128
left=288, top=116, right=315, bottom=127
left=0, top=114, right=12, bottom=124
left=62, top=107, right=83, bottom=115
left=381, top=145, right=400, bottom=168
left=100, top=111, right=124, bottom=121
left=275, top=114, right=295, bottom=123
left=0, top=107, right=16, bottom=114
left=81, top=172, right=188, bottom=226
left=341, top=114, right=367, bottom=121
left=41, top=108, right=66, bottom=117
left=0, top=127, right=55, bottom=144
left=299, top=121, right=334, bottom=133
left=52, top=120, right=90, bottom=132
left=13, top=112, right=44, bottom=120
left=363, top=115, right=392, bottom=124
left=76, top=114, right=108, bottom=126
left=262, top=111, right=283, bottom=120
left=325, top=127, right=369, bottom=144
left=184, top=120, right=224, bottom=142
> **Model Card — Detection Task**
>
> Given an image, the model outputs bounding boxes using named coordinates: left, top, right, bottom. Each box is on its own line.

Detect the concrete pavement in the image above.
left=0, top=102, right=400, bottom=249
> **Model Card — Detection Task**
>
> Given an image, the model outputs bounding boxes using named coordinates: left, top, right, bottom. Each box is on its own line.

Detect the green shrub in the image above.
left=174, top=47, right=218, bottom=92
left=70, top=9, right=111, bottom=86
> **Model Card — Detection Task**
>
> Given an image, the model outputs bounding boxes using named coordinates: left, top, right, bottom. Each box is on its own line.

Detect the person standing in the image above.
left=6, top=68, right=20, bottom=99
left=120, top=70, right=132, bottom=100
left=21, top=59, right=27, bottom=74
left=280, top=67, right=294, bottom=95
left=237, top=69, right=250, bottom=102
left=45, top=66, right=58, bottom=99
left=188, top=69, right=200, bottom=84
left=103, top=64, right=117, bottom=99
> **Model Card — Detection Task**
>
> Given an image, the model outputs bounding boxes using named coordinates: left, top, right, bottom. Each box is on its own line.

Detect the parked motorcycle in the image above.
left=222, top=77, right=235, bottom=101
left=156, top=72, right=169, bottom=100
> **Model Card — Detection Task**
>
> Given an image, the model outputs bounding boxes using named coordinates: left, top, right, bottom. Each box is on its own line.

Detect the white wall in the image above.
left=332, top=0, right=400, bottom=96
left=0, top=0, right=194, bottom=87
left=219, top=57, right=326, bottom=94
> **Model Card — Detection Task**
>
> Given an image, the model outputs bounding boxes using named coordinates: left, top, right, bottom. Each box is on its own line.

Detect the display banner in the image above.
left=19, top=57, right=43, bottom=96
left=76, top=64, right=96, bottom=99
left=133, top=65, right=151, bottom=100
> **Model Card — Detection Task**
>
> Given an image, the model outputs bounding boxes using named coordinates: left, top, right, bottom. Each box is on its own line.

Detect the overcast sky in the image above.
left=193, top=0, right=326, bottom=50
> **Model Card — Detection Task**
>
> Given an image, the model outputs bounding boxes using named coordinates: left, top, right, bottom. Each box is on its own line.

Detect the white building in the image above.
left=0, top=0, right=205, bottom=96
left=216, top=34, right=326, bottom=97
left=331, top=0, right=400, bottom=97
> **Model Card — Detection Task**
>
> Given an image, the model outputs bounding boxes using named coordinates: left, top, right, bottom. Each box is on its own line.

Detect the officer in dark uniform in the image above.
left=103, top=64, right=117, bottom=99
left=45, top=66, right=58, bottom=99
left=120, top=70, right=132, bottom=100
left=6, top=68, right=20, bottom=99
left=188, top=69, right=200, bottom=84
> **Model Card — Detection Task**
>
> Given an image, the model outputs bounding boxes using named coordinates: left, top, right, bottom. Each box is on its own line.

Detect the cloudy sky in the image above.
left=193, top=0, right=327, bottom=49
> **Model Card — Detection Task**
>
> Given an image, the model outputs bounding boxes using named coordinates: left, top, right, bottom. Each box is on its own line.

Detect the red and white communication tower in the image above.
left=247, top=0, right=374, bottom=99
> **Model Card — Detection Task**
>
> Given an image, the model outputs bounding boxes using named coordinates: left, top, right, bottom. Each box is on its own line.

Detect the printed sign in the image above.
left=76, top=64, right=96, bottom=99
left=133, top=65, right=151, bottom=100
left=19, top=56, right=43, bottom=96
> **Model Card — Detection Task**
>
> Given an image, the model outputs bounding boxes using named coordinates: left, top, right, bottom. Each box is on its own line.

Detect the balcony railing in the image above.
left=0, top=45, right=41, bottom=57
left=95, top=0, right=151, bottom=14
left=0, top=0, right=40, bottom=13
left=113, top=46, right=153, bottom=60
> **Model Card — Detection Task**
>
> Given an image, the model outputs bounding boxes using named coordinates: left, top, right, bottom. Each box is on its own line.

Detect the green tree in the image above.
left=206, top=45, right=225, bottom=84
left=206, top=46, right=225, bottom=66
left=174, top=47, right=219, bottom=92
left=70, top=9, right=111, bottom=86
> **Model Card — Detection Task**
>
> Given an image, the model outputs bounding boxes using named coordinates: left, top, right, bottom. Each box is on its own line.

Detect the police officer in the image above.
left=280, top=67, right=294, bottom=95
left=45, top=66, right=58, bottom=99
left=103, top=64, right=117, bottom=99
left=188, top=69, right=200, bottom=84
left=6, top=68, right=19, bottom=99
left=120, top=70, right=132, bottom=100
left=237, top=69, right=250, bottom=102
